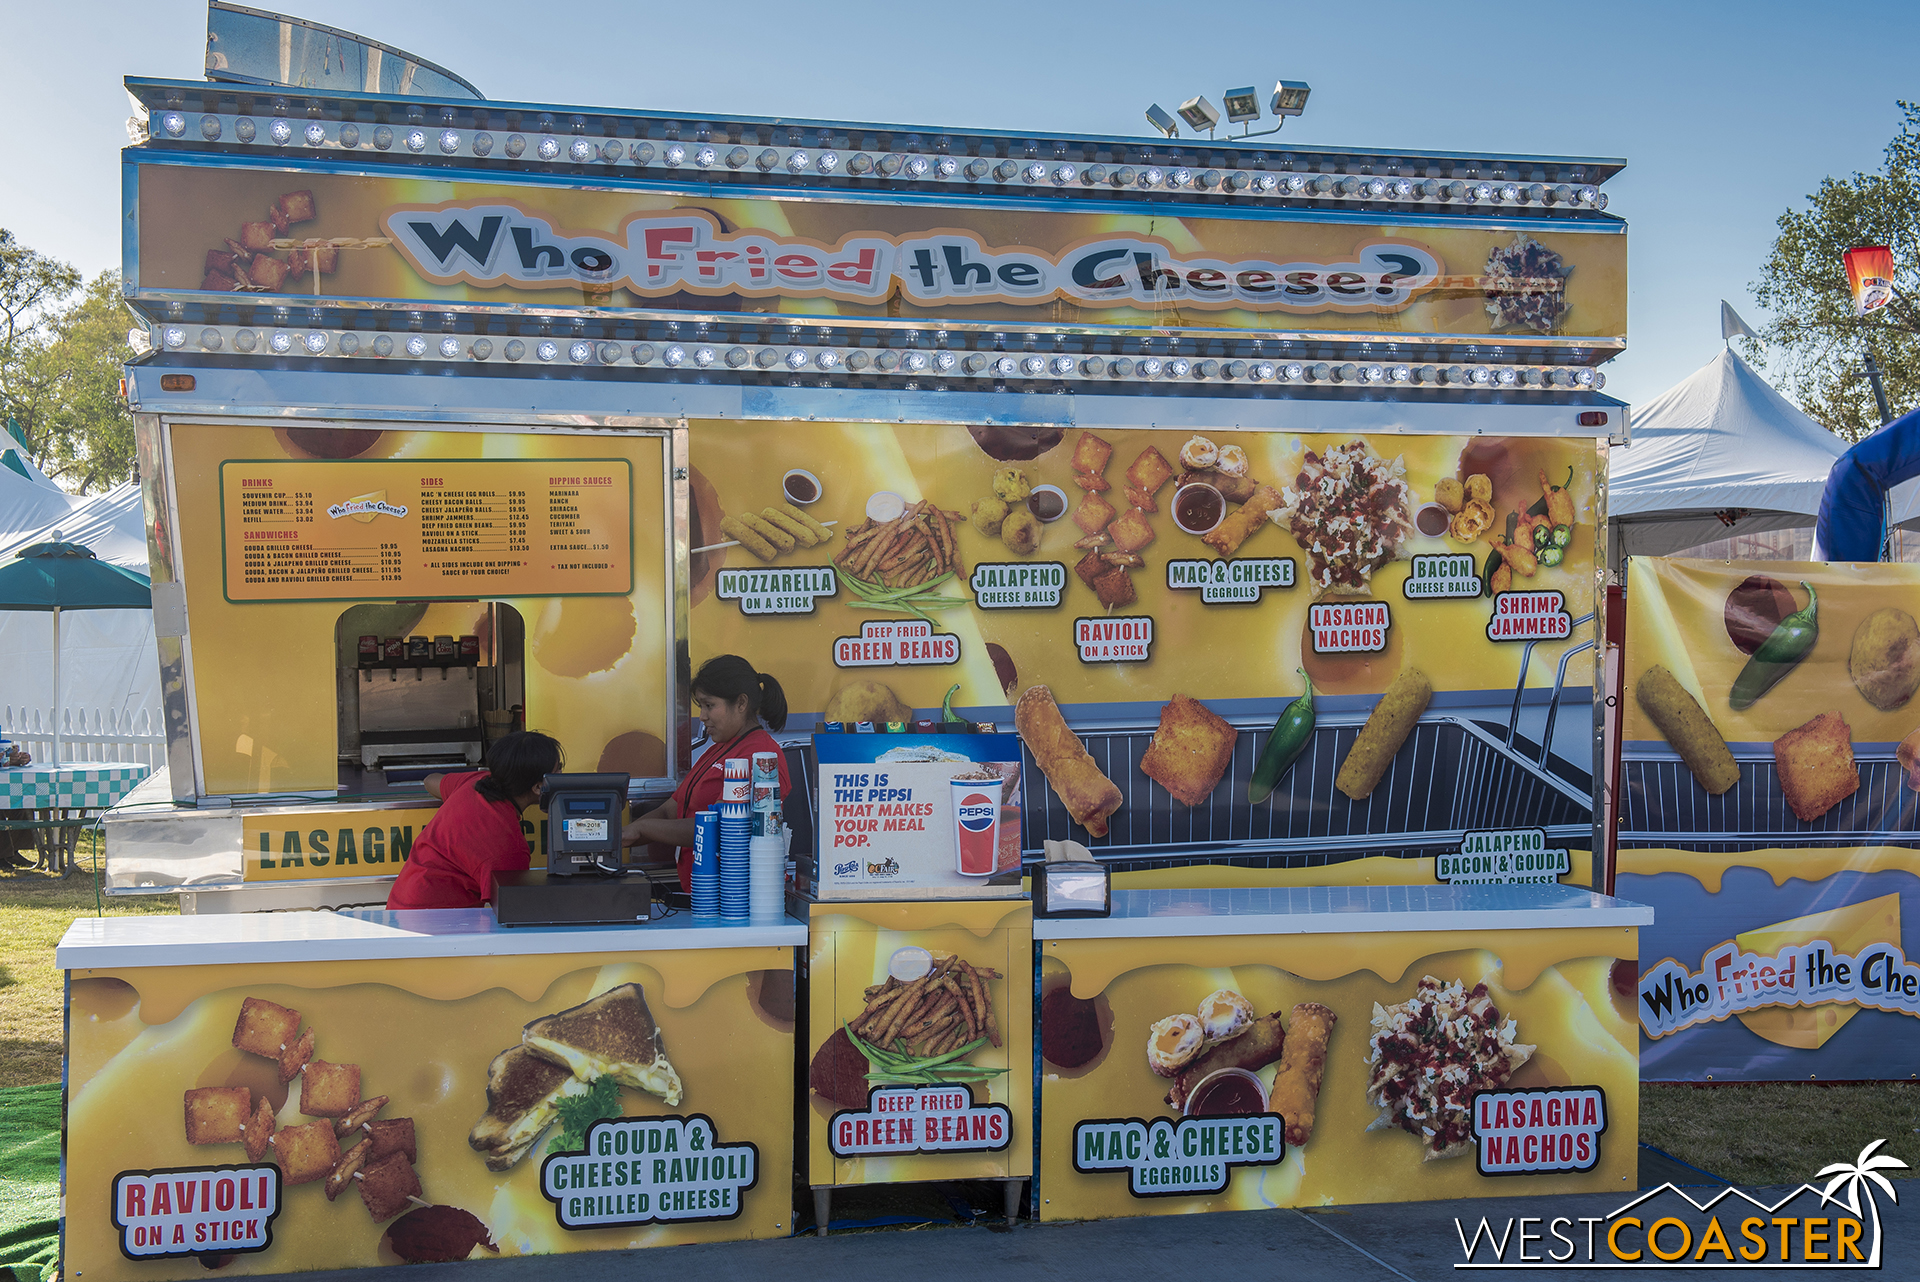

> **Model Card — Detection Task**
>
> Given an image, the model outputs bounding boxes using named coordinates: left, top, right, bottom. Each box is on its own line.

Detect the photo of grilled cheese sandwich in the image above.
left=467, top=1045, right=590, bottom=1172
left=522, top=983, right=684, bottom=1108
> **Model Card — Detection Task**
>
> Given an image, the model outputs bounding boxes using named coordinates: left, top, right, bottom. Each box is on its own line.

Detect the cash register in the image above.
left=492, top=773, right=654, bottom=926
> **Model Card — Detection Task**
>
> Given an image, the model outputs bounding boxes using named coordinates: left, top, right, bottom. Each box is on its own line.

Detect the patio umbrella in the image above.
left=0, top=538, right=151, bottom=763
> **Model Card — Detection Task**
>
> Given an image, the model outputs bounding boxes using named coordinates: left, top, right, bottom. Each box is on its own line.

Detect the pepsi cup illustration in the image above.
left=950, top=777, right=1004, bottom=877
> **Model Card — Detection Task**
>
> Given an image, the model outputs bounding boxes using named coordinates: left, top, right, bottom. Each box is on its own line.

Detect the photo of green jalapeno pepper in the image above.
left=1481, top=547, right=1504, bottom=597
left=1249, top=668, right=1315, bottom=804
left=1551, top=524, right=1572, bottom=548
left=1729, top=581, right=1818, bottom=711
left=1539, top=546, right=1564, bottom=568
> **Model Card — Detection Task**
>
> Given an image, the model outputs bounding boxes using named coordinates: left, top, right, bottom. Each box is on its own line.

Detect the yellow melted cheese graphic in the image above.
left=1732, top=893, right=1901, bottom=1050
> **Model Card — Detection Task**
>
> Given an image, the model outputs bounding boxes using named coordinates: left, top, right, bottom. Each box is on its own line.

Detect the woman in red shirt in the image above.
left=622, top=655, right=791, bottom=891
left=387, top=731, right=564, bottom=910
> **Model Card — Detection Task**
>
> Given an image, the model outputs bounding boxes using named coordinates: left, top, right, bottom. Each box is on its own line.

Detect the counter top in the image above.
left=1031, top=884, right=1652, bottom=940
left=58, top=906, right=806, bottom=969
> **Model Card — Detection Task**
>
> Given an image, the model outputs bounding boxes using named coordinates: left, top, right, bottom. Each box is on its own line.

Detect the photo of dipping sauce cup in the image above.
left=1183, top=1066, right=1269, bottom=1117
left=867, top=490, right=907, bottom=522
left=1027, top=484, right=1068, bottom=523
left=1171, top=483, right=1226, bottom=536
left=1413, top=501, right=1451, bottom=538
left=782, top=468, right=822, bottom=505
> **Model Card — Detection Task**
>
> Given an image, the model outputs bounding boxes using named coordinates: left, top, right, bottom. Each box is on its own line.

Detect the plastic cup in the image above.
left=949, top=777, right=1003, bottom=877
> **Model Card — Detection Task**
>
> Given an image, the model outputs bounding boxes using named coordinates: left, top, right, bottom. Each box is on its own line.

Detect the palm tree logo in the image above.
left=1817, top=1139, right=1908, bottom=1267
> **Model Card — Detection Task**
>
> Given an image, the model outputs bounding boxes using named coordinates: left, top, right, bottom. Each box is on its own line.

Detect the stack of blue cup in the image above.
left=719, top=758, right=752, bottom=919
left=690, top=810, right=720, bottom=918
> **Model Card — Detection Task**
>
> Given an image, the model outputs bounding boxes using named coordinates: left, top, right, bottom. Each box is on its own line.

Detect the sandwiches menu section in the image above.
left=65, top=948, right=797, bottom=1280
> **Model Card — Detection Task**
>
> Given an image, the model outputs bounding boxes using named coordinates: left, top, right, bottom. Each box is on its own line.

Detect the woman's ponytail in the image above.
left=692, top=654, right=786, bottom=731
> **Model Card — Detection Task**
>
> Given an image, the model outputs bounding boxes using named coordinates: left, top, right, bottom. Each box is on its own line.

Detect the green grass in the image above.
left=1641, top=1081, right=1920, bottom=1187
left=0, top=1083, right=60, bottom=1282
left=0, top=835, right=176, bottom=1090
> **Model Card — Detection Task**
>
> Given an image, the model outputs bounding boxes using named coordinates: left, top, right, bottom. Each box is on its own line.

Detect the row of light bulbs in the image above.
left=160, top=324, right=1606, bottom=390
left=155, top=111, right=1607, bottom=209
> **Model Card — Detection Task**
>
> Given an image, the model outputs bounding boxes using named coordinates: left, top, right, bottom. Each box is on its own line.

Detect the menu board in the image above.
left=219, top=458, right=632, bottom=602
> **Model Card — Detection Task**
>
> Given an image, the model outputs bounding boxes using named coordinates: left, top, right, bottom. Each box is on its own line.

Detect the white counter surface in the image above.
left=58, top=906, right=806, bottom=969
left=1031, top=884, right=1652, bottom=941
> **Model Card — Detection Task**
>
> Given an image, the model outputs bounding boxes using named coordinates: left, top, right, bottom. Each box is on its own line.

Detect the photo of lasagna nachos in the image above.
left=1365, top=976, right=1534, bottom=1161
left=1273, top=440, right=1416, bottom=597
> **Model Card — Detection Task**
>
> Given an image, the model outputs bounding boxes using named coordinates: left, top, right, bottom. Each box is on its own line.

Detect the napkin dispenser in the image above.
left=1033, top=839, right=1110, bottom=917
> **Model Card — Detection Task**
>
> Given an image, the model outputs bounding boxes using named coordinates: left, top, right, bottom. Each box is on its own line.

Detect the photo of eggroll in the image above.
left=1164, top=1009, right=1285, bottom=1111
left=1015, top=685, right=1123, bottom=837
left=720, top=515, right=779, bottom=561
left=1200, top=484, right=1285, bottom=557
left=1269, top=1002, right=1336, bottom=1147
left=1335, top=668, right=1433, bottom=800
left=759, top=506, right=819, bottom=547
left=1635, top=664, right=1738, bottom=795
left=738, top=510, right=795, bottom=553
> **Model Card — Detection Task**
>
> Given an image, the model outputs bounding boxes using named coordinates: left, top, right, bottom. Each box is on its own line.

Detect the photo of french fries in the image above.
left=184, top=996, right=426, bottom=1223
left=832, top=499, right=971, bottom=624
left=848, top=953, right=1002, bottom=1061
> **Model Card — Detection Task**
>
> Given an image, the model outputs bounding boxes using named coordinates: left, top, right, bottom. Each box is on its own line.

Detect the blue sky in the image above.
left=2, top=0, right=1915, bottom=411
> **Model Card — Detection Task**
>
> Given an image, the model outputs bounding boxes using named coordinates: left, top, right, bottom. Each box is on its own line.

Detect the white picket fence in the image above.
left=1, top=706, right=167, bottom=769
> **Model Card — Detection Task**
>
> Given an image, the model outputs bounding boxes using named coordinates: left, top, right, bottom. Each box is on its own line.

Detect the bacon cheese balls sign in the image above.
left=1620, top=558, right=1920, bottom=1081
left=132, top=163, right=1626, bottom=341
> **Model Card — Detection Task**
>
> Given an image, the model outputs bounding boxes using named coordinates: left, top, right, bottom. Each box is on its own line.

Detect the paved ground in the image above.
left=273, top=1179, right=1920, bottom=1281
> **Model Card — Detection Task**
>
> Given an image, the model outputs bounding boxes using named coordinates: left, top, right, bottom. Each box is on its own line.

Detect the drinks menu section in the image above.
left=219, top=458, right=633, bottom=602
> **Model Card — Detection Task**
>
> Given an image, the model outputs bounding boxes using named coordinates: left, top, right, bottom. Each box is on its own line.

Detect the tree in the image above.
left=7, top=271, right=138, bottom=493
left=0, top=229, right=137, bottom=495
left=1748, top=101, right=1920, bottom=441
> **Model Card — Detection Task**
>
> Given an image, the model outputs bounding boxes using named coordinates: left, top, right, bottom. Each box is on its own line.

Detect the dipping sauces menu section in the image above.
left=218, top=458, right=633, bottom=602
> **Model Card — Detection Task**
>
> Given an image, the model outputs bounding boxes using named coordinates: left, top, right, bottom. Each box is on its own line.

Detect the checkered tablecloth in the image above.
left=1, top=764, right=151, bottom=810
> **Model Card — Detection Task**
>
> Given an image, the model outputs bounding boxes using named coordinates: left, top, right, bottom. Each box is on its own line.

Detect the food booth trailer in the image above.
left=63, top=38, right=1648, bottom=1273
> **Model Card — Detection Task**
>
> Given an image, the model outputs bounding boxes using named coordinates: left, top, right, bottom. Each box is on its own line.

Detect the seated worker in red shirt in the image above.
left=387, top=731, right=564, bottom=910
left=621, top=655, right=790, bottom=891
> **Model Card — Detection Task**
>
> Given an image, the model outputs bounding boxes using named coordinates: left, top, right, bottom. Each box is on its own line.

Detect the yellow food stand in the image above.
left=89, top=5, right=1636, bottom=1260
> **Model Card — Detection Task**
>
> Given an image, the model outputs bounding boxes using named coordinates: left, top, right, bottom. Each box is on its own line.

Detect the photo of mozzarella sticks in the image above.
left=1336, top=668, right=1433, bottom=800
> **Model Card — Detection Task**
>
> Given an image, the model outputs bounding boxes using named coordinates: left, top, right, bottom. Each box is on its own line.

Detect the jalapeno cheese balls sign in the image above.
left=1622, top=557, right=1920, bottom=1082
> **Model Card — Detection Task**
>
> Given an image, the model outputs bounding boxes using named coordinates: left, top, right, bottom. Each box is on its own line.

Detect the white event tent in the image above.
left=1, top=461, right=162, bottom=756
left=1607, top=347, right=1847, bottom=574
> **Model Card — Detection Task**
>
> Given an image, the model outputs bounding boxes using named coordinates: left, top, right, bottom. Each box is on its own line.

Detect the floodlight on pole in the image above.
left=1222, top=86, right=1260, bottom=126
left=1177, top=96, right=1221, bottom=137
left=1144, top=104, right=1179, bottom=139
left=1271, top=80, right=1311, bottom=117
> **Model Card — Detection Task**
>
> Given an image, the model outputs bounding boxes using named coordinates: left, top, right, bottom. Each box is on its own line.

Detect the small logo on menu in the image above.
left=865, top=856, right=902, bottom=878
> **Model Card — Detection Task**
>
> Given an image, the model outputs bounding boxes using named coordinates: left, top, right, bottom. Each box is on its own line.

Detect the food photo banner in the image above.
left=1619, top=558, right=1920, bottom=1080
left=690, top=421, right=1603, bottom=883
left=1034, top=927, right=1637, bottom=1217
left=64, top=949, right=799, bottom=1280
left=132, top=161, right=1626, bottom=342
